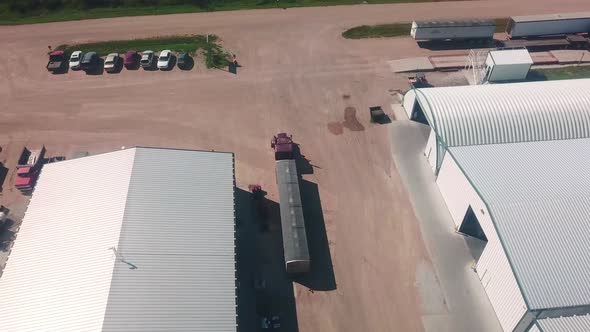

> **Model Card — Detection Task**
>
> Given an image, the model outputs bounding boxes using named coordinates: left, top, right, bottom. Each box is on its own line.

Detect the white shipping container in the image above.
left=411, top=19, right=495, bottom=41
left=484, top=49, right=533, bottom=82
left=507, top=12, right=590, bottom=38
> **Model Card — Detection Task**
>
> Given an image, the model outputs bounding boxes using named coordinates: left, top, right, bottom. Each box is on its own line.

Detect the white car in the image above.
left=140, top=50, right=154, bottom=69
left=104, top=53, right=120, bottom=73
left=157, top=50, right=172, bottom=70
left=69, top=51, right=82, bottom=70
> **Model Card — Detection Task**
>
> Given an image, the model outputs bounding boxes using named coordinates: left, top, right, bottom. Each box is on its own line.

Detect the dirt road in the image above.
left=0, top=0, right=589, bottom=331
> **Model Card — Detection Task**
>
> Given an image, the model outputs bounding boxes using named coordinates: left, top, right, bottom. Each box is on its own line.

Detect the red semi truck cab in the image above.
left=15, top=146, right=46, bottom=194
left=270, top=133, right=294, bottom=160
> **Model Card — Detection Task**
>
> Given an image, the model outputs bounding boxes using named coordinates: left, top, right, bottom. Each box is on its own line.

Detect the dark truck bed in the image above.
left=47, top=51, right=66, bottom=73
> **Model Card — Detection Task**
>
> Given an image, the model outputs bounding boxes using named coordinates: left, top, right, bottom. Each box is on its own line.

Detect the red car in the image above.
left=124, top=50, right=140, bottom=69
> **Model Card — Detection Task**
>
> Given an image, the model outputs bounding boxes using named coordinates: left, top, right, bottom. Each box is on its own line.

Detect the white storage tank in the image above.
left=484, top=49, right=533, bottom=82
left=411, top=19, right=496, bottom=41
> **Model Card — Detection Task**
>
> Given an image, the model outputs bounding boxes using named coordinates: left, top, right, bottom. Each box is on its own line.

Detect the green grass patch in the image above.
left=57, top=35, right=214, bottom=56
left=342, top=23, right=410, bottom=39
left=1, top=0, right=453, bottom=25
left=342, top=18, right=509, bottom=39
left=56, top=34, right=231, bottom=68
left=528, top=66, right=590, bottom=81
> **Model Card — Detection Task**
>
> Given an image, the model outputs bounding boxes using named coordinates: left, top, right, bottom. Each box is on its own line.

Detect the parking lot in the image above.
left=1, top=0, right=589, bottom=330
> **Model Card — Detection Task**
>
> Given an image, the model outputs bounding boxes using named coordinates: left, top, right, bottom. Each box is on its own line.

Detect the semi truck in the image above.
left=271, top=133, right=310, bottom=274
left=15, top=146, right=46, bottom=194
left=410, top=19, right=496, bottom=41
left=506, top=12, right=590, bottom=38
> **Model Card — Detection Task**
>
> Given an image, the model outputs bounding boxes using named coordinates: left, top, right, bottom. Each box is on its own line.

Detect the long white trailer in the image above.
left=506, top=12, right=590, bottom=38
left=410, top=19, right=496, bottom=41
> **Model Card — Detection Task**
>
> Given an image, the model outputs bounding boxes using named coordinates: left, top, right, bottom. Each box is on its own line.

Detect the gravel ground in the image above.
left=0, top=0, right=588, bottom=330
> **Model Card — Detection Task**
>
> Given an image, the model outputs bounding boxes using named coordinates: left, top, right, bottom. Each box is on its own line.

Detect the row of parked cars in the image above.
left=48, top=50, right=194, bottom=73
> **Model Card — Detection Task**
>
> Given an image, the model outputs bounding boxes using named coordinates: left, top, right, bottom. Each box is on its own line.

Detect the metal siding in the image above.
left=102, top=148, right=236, bottom=332
left=450, top=138, right=590, bottom=310
left=275, top=160, right=310, bottom=271
left=509, top=13, right=590, bottom=38
left=537, top=314, right=590, bottom=332
left=0, top=149, right=137, bottom=332
left=411, top=25, right=495, bottom=40
left=488, top=49, right=533, bottom=65
left=415, top=79, right=590, bottom=148
left=527, top=324, right=541, bottom=332
left=424, top=129, right=437, bottom=171
left=511, top=12, right=590, bottom=22
left=402, top=89, right=416, bottom=118
left=488, top=63, right=531, bottom=82
left=436, top=153, right=471, bottom=228
left=437, top=153, right=527, bottom=331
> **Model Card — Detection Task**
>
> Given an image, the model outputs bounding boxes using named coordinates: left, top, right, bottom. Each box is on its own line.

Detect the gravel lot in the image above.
left=0, top=0, right=588, bottom=330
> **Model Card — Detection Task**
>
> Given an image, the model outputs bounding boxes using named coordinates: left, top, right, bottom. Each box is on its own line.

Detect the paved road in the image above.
left=1, top=1, right=589, bottom=331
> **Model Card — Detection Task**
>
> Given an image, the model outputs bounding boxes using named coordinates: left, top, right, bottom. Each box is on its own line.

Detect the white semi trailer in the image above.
left=506, top=12, right=590, bottom=38
left=410, top=19, right=496, bottom=41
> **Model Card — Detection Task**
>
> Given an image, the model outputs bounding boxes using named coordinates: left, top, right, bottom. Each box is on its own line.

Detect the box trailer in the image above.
left=276, top=159, right=310, bottom=274
left=410, top=19, right=496, bottom=41
left=506, top=12, right=590, bottom=38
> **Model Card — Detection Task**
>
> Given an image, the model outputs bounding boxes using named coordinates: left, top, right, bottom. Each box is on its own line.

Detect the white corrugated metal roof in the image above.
left=488, top=49, right=533, bottom=65
left=535, top=314, right=590, bottom=332
left=413, top=79, right=590, bottom=147
left=449, top=138, right=590, bottom=310
left=528, top=324, right=541, bottom=332
left=0, top=147, right=236, bottom=332
left=511, top=12, right=590, bottom=22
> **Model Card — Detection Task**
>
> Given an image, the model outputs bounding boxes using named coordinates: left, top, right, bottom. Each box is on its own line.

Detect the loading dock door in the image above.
left=459, top=206, right=488, bottom=241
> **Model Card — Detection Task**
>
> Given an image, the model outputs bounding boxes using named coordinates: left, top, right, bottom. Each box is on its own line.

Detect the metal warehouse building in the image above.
left=402, top=79, right=590, bottom=332
left=0, top=147, right=237, bottom=332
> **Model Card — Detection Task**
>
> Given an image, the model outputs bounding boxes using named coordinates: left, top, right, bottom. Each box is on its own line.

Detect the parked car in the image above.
left=157, top=50, right=172, bottom=70
left=80, top=52, right=99, bottom=71
left=46, top=50, right=68, bottom=73
left=69, top=51, right=83, bottom=70
left=177, top=52, right=193, bottom=70
left=124, top=50, right=140, bottom=69
left=104, top=53, right=121, bottom=73
left=140, top=50, right=155, bottom=69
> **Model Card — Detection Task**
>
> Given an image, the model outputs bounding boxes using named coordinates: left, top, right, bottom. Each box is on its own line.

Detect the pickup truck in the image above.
left=47, top=50, right=67, bottom=73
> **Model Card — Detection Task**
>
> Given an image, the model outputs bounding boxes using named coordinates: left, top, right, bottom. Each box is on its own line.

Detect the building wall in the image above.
left=403, top=90, right=416, bottom=118
left=424, top=128, right=437, bottom=171
left=436, top=153, right=528, bottom=332
left=487, top=63, right=531, bottom=82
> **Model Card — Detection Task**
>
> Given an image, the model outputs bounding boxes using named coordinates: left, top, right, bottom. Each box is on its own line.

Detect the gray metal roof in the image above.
left=413, top=19, right=495, bottom=28
left=276, top=160, right=309, bottom=269
left=449, top=138, right=590, bottom=310
left=535, top=314, right=590, bottom=332
left=413, top=79, right=590, bottom=148
left=102, top=148, right=236, bottom=331
left=511, top=12, right=590, bottom=23
left=0, top=147, right=236, bottom=332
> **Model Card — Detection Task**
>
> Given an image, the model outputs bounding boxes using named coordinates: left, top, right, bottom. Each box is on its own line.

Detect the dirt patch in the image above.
left=343, top=107, right=365, bottom=132
left=327, top=122, right=344, bottom=135
left=342, top=94, right=351, bottom=100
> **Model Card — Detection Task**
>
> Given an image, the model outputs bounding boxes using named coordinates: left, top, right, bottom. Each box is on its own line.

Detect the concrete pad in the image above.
left=390, top=119, right=503, bottom=332
left=529, top=51, right=558, bottom=65
left=550, top=50, right=590, bottom=64
left=429, top=54, right=468, bottom=70
left=388, top=57, right=434, bottom=73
